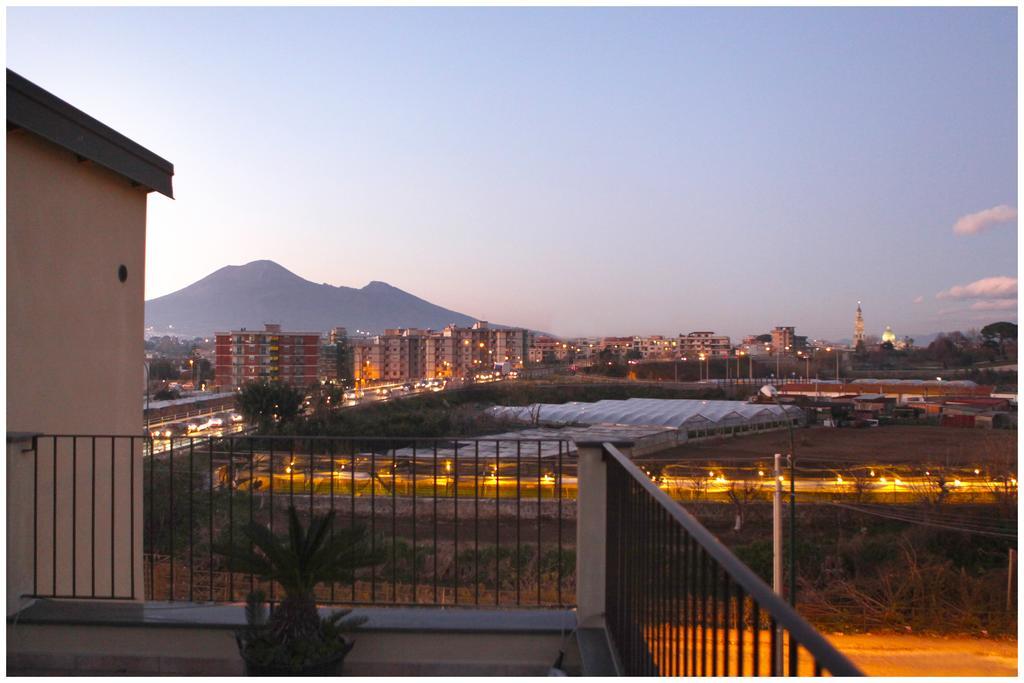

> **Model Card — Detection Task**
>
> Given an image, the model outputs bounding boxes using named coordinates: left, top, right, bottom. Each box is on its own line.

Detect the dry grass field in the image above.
left=646, top=424, right=1016, bottom=467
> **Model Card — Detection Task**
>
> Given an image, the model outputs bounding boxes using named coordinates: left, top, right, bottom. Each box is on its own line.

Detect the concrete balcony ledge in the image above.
left=9, top=598, right=577, bottom=632
left=8, top=600, right=582, bottom=676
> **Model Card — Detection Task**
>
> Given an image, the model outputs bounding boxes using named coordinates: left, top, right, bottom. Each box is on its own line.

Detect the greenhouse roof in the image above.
left=490, top=398, right=802, bottom=431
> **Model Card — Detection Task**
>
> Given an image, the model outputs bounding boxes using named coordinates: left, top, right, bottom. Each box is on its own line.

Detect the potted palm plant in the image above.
left=217, top=506, right=384, bottom=675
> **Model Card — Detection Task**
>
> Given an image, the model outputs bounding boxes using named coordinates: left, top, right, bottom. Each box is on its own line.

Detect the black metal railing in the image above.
left=603, top=442, right=862, bottom=676
left=22, top=435, right=142, bottom=601
left=142, top=435, right=575, bottom=608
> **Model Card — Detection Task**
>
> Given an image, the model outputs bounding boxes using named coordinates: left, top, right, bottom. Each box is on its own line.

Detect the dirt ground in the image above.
left=825, top=632, right=1018, bottom=677
left=644, top=425, right=1017, bottom=466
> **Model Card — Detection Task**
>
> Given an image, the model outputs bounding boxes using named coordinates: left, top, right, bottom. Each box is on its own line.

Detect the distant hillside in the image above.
left=145, top=260, right=481, bottom=337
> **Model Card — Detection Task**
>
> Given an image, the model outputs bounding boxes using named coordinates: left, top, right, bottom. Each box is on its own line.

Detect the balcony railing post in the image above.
left=7, top=433, right=40, bottom=616
left=576, top=439, right=634, bottom=629
left=574, top=442, right=608, bottom=628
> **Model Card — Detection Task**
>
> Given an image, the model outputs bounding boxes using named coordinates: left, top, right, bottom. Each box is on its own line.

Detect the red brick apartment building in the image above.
left=215, top=323, right=320, bottom=390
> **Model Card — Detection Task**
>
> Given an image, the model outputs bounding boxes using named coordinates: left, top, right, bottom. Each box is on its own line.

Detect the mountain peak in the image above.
left=242, top=259, right=287, bottom=270
left=145, top=262, right=482, bottom=337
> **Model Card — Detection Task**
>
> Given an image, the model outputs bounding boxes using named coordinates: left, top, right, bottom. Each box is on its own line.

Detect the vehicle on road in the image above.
left=201, top=416, right=224, bottom=430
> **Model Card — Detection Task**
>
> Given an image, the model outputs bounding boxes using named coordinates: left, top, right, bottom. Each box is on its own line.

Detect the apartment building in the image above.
left=599, top=336, right=634, bottom=357
left=571, top=338, right=603, bottom=359
left=529, top=335, right=571, bottom=363
left=770, top=326, right=808, bottom=353
left=632, top=335, right=677, bottom=359
left=771, top=326, right=795, bottom=352
left=318, top=329, right=353, bottom=385
left=350, top=338, right=380, bottom=384
left=351, top=322, right=533, bottom=384
left=214, top=323, right=320, bottom=390
left=679, top=331, right=732, bottom=358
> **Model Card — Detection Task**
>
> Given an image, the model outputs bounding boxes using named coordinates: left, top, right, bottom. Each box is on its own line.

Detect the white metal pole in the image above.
left=773, top=452, right=784, bottom=667
left=1008, top=548, right=1016, bottom=612
left=773, top=452, right=783, bottom=596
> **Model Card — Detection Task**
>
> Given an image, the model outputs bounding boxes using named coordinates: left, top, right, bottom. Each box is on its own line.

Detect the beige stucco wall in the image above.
left=7, top=130, right=146, bottom=435
left=7, top=130, right=149, bottom=613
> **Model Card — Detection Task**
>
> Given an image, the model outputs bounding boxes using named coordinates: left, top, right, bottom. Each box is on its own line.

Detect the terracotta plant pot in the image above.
left=236, top=634, right=354, bottom=676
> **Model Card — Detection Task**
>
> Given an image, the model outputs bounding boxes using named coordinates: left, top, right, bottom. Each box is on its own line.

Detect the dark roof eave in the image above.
left=7, top=69, right=174, bottom=198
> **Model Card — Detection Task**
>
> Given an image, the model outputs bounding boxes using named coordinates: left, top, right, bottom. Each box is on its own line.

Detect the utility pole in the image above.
left=762, top=385, right=797, bottom=608
left=773, top=452, right=783, bottom=596
left=144, top=361, right=151, bottom=436
left=773, top=452, right=785, bottom=667
left=1008, top=549, right=1016, bottom=612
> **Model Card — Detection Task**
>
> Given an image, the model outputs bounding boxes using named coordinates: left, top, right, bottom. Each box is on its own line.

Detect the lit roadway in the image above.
left=142, top=444, right=1014, bottom=505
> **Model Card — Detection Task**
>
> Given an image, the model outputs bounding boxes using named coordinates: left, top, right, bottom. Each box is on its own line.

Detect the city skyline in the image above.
left=7, top=6, right=1017, bottom=339
left=145, top=257, right=1001, bottom=344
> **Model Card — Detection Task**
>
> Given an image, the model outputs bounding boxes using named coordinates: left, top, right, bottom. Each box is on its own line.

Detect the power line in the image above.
left=844, top=502, right=1017, bottom=532
left=828, top=502, right=1018, bottom=539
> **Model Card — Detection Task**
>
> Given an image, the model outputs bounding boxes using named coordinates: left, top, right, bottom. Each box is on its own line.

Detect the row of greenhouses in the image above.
left=490, top=398, right=804, bottom=440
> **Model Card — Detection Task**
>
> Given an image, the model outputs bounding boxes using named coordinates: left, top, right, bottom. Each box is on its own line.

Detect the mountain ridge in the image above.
left=145, top=260, right=484, bottom=337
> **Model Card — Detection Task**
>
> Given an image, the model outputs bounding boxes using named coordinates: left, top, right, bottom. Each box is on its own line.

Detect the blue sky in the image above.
left=7, top=7, right=1017, bottom=339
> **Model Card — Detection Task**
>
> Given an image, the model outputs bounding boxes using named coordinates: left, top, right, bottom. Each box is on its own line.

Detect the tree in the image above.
left=310, top=382, right=342, bottom=421
left=726, top=479, right=764, bottom=532
left=981, top=322, right=1018, bottom=359
left=148, top=359, right=179, bottom=381
left=755, top=334, right=772, bottom=343
left=153, top=387, right=180, bottom=401
left=239, top=381, right=305, bottom=431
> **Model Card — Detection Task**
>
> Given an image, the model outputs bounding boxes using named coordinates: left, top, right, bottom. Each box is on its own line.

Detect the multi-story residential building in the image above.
left=351, top=322, right=532, bottom=384
left=381, top=328, right=432, bottom=381
left=771, top=326, right=795, bottom=352
left=529, top=335, right=570, bottom=363
left=350, top=337, right=380, bottom=384
left=770, top=326, right=807, bottom=354
left=444, top=323, right=485, bottom=376
left=491, top=325, right=532, bottom=368
left=678, top=331, right=731, bottom=358
left=215, top=323, right=320, bottom=390
left=600, top=336, right=635, bottom=357
left=632, top=335, right=677, bottom=359
left=571, top=338, right=603, bottom=360
left=318, top=328, right=353, bottom=386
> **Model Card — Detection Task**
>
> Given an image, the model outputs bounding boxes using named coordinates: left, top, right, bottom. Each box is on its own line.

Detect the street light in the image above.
left=825, top=347, right=840, bottom=382
left=760, top=384, right=796, bottom=607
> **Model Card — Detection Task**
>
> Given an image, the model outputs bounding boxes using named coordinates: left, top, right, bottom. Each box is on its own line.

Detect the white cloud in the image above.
left=953, top=205, right=1017, bottom=235
left=936, top=276, right=1017, bottom=300
left=969, top=299, right=1018, bottom=311
left=912, top=295, right=924, bottom=304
